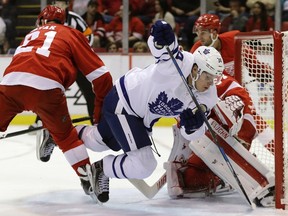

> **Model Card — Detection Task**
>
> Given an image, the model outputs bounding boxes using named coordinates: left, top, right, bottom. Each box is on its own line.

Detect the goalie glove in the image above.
left=180, top=108, right=204, bottom=134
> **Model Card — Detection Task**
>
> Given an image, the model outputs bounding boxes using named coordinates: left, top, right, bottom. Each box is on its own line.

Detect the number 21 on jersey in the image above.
left=14, top=30, right=57, bottom=57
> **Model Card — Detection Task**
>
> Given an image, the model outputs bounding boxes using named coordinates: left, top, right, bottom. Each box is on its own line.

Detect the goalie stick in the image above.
left=165, top=46, right=255, bottom=208
left=0, top=116, right=91, bottom=140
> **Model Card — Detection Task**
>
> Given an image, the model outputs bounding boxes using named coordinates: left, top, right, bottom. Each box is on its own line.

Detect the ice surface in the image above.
left=0, top=126, right=286, bottom=216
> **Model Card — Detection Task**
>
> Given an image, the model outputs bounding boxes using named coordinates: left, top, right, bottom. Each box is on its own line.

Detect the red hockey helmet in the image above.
left=193, top=14, right=221, bottom=33
left=36, top=5, right=66, bottom=27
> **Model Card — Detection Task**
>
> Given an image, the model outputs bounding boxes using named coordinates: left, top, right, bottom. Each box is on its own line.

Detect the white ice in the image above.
left=0, top=126, right=286, bottom=216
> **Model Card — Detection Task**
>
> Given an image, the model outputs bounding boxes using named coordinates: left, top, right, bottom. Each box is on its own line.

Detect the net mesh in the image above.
left=237, top=32, right=288, bottom=207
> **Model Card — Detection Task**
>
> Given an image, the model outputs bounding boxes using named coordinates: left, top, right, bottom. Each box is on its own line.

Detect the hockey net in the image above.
left=234, top=31, right=288, bottom=209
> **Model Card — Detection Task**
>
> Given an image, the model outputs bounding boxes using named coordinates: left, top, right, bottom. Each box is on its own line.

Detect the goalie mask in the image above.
left=36, top=5, right=66, bottom=27
left=191, top=46, right=224, bottom=88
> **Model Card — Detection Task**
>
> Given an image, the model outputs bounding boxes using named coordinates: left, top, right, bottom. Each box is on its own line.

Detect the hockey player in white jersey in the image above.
left=75, top=20, right=225, bottom=203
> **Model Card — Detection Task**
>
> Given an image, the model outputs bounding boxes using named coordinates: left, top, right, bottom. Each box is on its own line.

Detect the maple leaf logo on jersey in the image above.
left=203, top=48, right=210, bottom=55
left=149, top=91, right=183, bottom=116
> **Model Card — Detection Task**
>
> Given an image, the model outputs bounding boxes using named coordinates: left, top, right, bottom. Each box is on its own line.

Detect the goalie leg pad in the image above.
left=164, top=161, right=184, bottom=198
left=189, top=119, right=275, bottom=202
left=167, top=124, right=192, bottom=162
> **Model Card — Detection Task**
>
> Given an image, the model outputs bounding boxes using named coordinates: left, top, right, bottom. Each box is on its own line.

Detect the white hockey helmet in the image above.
left=193, top=46, right=224, bottom=78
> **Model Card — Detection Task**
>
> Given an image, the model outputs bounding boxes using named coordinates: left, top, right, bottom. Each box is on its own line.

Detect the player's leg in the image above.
left=0, top=85, right=24, bottom=132
left=35, top=88, right=94, bottom=196
left=36, top=71, right=95, bottom=162
left=87, top=87, right=157, bottom=203
left=76, top=71, right=95, bottom=124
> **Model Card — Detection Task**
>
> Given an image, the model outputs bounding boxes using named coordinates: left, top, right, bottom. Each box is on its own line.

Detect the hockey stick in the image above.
left=129, top=172, right=167, bottom=199
left=0, top=116, right=91, bottom=140
left=166, top=46, right=254, bottom=208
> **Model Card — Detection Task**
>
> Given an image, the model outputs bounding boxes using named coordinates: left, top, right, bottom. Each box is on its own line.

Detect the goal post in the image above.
left=234, top=31, right=288, bottom=209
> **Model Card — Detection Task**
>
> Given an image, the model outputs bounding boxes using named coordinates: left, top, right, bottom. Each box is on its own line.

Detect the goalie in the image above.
left=165, top=73, right=275, bottom=207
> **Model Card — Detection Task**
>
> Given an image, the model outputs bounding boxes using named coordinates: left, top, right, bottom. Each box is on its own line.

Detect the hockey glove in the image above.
left=224, top=95, right=244, bottom=121
left=180, top=108, right=204, bottom=134
left=150, top=20, right=174, bottom=48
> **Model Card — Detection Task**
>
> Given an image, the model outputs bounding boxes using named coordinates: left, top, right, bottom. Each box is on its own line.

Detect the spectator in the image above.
left=170, top=0, right=200, bottom=50
left=106, top=41, right=119, bottom=52
left=1, top=0, right=17, bottom=51
left=153, top=0, right=175, bottom=30
left=283, top=0, right=288, bottom=21
left=72, top=0, right=89, bottom=15
left=97, top=0, right=122, bottom=23
left=0, top=7, right=6, bottom=54
left=105, top=4, right=145, bottom=48
left=245, top=1, right=274, bottom=32
left=82, top=0, right=106, bottom=48
left=132, top=0, right=156, bottom=25
left=133, top=41, right=149, bottom=53
left=246, top=0, right=276, bottom=18
left=208, top=0, right=247, bottom=21
left=220, top=0, right=249, bottom=33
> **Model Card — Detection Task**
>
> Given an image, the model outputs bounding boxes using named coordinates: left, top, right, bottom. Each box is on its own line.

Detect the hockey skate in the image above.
left=254, top=186, right=275, bottom=207
left=88, top=160, right=110, bottom=203
left=36, top=128, right=56, bottom=162
left=77, top=164, right=101, bottom=203
left=78, top=165, right=93, bottom=195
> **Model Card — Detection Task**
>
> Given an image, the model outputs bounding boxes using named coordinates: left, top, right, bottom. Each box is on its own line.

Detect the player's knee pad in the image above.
left=126, top=146, right=157, bottom=179
left=76, top=125, right=109, bottom=152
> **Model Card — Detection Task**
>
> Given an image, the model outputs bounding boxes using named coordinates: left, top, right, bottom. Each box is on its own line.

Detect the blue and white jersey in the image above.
left=115, top=36, right=218, bottom=140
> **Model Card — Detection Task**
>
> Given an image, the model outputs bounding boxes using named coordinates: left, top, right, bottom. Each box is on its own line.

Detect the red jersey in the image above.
left=190, top=30, right=239, bottom=76
left=105, top=16, right=145, bottom=41
left=245, top=16, right=274, bottom=32
left=2, top=23, right=112, bottom=122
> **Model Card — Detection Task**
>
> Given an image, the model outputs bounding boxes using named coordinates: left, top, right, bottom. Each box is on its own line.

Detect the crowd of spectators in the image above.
left=0, top=0, right=288, bottom=54
left=63, top=0, right=282, bottom=52
left=0, top=0, right=16, bottom=54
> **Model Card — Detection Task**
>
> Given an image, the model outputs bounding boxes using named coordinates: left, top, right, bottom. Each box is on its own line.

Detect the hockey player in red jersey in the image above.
left=165, top=14, right=275, bottom=207
left=0, top=5, right=112, bottom=201
left=191, top=14, right=273, bottom=81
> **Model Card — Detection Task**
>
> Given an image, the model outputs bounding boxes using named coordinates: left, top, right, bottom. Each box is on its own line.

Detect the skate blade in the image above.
left=88, top=188, right=102, bottom=205
left=86, top=164, right=103, bottom=205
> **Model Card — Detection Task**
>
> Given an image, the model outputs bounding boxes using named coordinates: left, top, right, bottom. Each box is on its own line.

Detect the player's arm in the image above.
left=70, top=29, right=113, bottom=123
left=148, top=20, right=178, bottom=61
